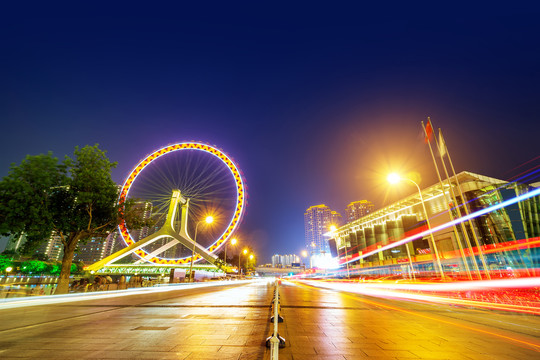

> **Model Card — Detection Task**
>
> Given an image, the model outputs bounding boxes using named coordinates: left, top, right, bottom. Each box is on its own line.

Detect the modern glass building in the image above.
left=330, top=171, right=539, bottom=278
left=304, top=204, right=342, bottom=255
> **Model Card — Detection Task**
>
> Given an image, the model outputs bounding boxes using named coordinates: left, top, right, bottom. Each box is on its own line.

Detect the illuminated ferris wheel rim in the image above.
left=117, top=141, right=246, bottom=265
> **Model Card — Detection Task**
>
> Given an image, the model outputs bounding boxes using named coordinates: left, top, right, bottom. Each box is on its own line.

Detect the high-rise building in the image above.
left=345, top=200, right=374, bottom=223
left=271, top=254, right=281, bottom=267
left=74, top=201, right=154, bottom=265
left=35, top=233, right=64, bottom=260
left=304, top=204, right=342, bottom=256
left=272, top=253, right=301, bottom=267
left=5, top=232, right=64, bottom=260
left=73, top=236, right=108, bottom=264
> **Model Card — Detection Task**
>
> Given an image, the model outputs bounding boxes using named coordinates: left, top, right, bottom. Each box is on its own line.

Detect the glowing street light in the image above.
left=189, top=215, right=214, bottom=282
left=247, top=253, right=255, bottom=275
left=387, top=173, right=401, bottom=184
left=239, top=248, right=248, bottom=276
left=224, top=237, right=237, bottom=266
left=387, top=173, right=444, bottom=279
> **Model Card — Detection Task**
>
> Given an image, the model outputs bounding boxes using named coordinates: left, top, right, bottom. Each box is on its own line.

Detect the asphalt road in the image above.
left=0, top=279, right=538, bottom=359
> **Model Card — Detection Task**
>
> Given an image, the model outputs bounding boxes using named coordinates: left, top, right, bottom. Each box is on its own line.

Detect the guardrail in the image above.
left=266, top=279, right=285, bottom=359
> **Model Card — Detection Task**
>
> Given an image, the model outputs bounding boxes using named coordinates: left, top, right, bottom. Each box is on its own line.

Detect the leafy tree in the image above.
left=21, top=260, right=47, bottom=274
left=0, top=145, right=123, bottom=294
left=0, top=254, right=13, bottom=272
left=48, top=261, right=62, bottom=275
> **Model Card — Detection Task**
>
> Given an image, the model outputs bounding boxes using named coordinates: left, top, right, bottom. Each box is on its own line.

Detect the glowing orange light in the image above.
left=387, top=173, right=401, bottom=184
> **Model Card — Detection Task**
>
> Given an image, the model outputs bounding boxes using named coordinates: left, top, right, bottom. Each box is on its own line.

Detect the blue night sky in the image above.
left=1, top=3, right=540, bottom=262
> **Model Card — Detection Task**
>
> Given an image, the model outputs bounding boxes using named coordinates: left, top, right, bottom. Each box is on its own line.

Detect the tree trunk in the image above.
left=55, top=234, right=80, bottom=294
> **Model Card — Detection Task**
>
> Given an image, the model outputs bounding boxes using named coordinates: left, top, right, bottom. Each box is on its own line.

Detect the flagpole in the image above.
left=439, top=128, right=491, bottom=280
left=422, top=119, right=472, bottom=280
left=432, top=128, right=481, bottom=279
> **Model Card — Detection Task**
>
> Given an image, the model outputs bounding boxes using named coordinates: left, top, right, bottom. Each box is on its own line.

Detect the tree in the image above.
left=0, top=254, right=13, bottom=272
left=21, top=260, right=47, bottom=274
left=0, top=145, right=122, bottom=294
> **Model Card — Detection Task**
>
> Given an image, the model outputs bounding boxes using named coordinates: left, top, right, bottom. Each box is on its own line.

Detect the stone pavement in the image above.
left=0, top=281, right=275, bottom=359
left=1, top=279, right=539, bottom=359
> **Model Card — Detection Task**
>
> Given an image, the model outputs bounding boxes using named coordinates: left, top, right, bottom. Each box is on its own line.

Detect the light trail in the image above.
left=343, top=186, right=540, bottom=264
left=325, top=277, right=540, bottom=291
left=290, top=280, right=540, bottom=351
left=299, top=279, right=540, bottom=315
left=0, top=280, right=255, bottom=310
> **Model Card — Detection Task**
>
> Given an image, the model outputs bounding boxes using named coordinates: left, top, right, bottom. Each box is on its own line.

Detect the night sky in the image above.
left=1, top=4, right=540, bottom=262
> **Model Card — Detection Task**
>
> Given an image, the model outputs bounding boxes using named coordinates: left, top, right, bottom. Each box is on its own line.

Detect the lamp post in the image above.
left=189, top=215, right=214, bottom=282
left=224, top=238, right=237, bottom=266
left=387, top=173, right=444, bottom=279
left=301, top=250, right=308, bottom=268
left=239, top=248, right=248, bottom=276
left=309, top=242, right=316, bottom=268
left=248, top=254, right=254, bottom=275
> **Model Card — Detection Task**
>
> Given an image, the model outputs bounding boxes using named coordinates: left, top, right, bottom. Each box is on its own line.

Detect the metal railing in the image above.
left=266, top=279, right=285, bottom=359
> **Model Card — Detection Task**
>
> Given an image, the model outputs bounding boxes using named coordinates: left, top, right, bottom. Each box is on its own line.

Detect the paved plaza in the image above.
left=0, top=280, right=538, bottom=359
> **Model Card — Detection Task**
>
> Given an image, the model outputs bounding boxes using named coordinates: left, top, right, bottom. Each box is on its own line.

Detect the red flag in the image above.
left=424, top=118, right=433, bottom=143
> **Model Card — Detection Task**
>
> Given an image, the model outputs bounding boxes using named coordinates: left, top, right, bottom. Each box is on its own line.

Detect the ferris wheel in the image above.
left=92, top=142, right=246, bottom=269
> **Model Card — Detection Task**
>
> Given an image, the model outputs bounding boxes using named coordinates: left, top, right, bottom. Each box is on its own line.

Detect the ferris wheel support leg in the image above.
left=85, top=231, right=170, bottom=272
left=87, top=189, right=218, bottom=272
left=134, top=238, right=180, bottom=264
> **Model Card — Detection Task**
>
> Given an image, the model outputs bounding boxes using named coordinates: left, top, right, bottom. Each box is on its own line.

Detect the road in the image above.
left=280, top=280, right=540, bottom=360
left=0, top=279, right=538, bottom=359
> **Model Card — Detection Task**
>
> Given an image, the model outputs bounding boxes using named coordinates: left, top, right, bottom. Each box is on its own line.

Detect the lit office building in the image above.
left=345, top=200, right=375, bottom=223
left=73, top=236, right=109, bottom=264
left=304, top=204, right=342, bottom=257
left=329, top=171, right=540, bottom=278
left=34, top=233, right=64, bottom=261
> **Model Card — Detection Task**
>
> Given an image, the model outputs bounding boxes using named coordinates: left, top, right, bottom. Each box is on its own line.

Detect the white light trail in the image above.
left=0, top=280, right=255, bottom=310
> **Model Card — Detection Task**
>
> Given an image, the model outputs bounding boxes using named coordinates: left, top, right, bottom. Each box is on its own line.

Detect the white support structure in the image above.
left=86, top=190, right=218, bottom=272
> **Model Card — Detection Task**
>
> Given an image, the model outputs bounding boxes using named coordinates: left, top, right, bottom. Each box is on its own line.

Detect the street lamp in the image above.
left=239, top=248, right=248, bottom=276
left=387, top=173, right=444, bottom=279
left=189, top=215, right=214, bottom=282
left=224, top=238, right=237, bottom=266
left=248, top=254, right=254, bottom=274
